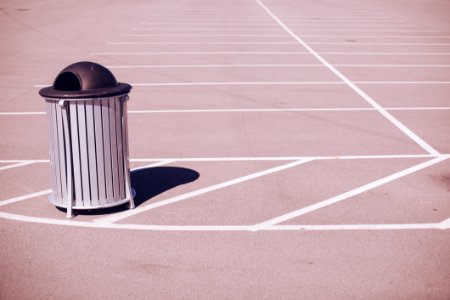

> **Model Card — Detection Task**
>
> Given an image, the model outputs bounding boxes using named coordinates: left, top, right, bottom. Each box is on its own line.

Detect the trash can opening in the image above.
left=54, top=72, right=81, bottom=91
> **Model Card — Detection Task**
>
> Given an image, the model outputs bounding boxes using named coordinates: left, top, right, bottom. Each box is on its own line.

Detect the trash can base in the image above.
left=49, top=188, right=136, bottom=210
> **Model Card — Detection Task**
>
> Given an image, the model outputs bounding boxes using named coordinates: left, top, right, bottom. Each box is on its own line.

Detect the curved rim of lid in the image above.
left=39, top=82, right=132, bottom=99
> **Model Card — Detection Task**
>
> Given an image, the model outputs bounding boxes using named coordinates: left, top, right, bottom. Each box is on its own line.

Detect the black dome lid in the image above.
left=39, top=61, right=131, bottom=99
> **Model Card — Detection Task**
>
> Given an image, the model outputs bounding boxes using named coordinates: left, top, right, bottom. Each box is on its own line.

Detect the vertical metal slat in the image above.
left=94, top=99, right=106, bottom=205
left=70, top=102, right=83, bottom=207
left=102, top=99, right=114, bottom=202
left=60, top=100, right=74, bottom=218
left=78, top=101, right=91, bottom=205
left=47, top=102, right=58, bottom=203
left=56, top=103, right=68, bottom=203
left=109, top=98, right=120, bottom=201
left=116, top=97, right=125, bottom=199
left=86, top=101, right=99, bottom=206
left=51, top=102, right=63, bottom=204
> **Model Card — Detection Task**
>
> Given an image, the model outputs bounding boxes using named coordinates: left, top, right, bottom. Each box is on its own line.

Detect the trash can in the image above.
left=39, top=61, right=135, bottom=218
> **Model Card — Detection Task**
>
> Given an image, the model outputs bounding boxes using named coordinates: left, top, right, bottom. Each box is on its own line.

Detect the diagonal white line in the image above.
left=0, top=161, right=35, bottom=171
left=436, top=217, right=450, bottom=229
left=253, top=156, right=448, bottom=230
left=95, top=158, right=314, bottom=224
left=0, top=189, right=52, bottom=208
left=0, top=211, right=446, bottom=231
left=255, top=0, right=440, bottom=156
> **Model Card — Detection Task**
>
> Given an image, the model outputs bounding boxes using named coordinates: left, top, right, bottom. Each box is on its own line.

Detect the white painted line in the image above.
left=128, top=108, right=376, bottom=113
left=125, top=81, right=450, bottom=87
left=268, top=223, right=444, bottom=231
left=0, top=111, right=45, bottom=116
left=0, top=211, right=255, bottom=231
left=131, top=28, right=435, bottom=33
left=256, top=0, right=440, bottom=156
left=0, top=189, right=52, bottom=208
left=387, top=107, right=450, bottom=111
left=2, top=154, right=448, bottom=165
left=319, top=52, right=450, bottom=55
left=309, top=42, right=450, bottom=45
left=355, top=81, right=450, bottom=84
left=280, top=24, right=423, bottom=27
left=139, top=23, right=420, bottom=28
left=132, top=27, right=284, bottom=31
left=128, top=82, right=343, bottom=87
left=0, top=211, right=446, bottom=231
left=31, top=81, right=450, bottom=88
left=336, top=64, right=450, bottom=67
left=95, top=158, right=314, bottom=224
left=107, top=41, right=297, bottom=45
left=91, top=51, right=450, bottom=56
left=105, top=63, right=450, bottom=69
left=139, top=22, right=281, bottom=26
left=122, top=33, right=450, bottom=38
left=127, top=154, right=441, bottom=163
left=106, top=64, right=324, bottom=68
left=106, top=41, right=450, bottom=46
left=141, top=21, right=409, bottom=26
left=91, top=51, right=309, bottom=55
left=437, top=217, right=450, bottom=229
left=6, top=107, right=450, bottom=117
left=131, top=159, right=176, bottom=172
left=294, top=35, right=450, bottom=38
left=0, top=161, right=35, bottom=171
left=121, top=34, right=288, bottom=37
left=127, top=107, right=450, bottom=113
left=253, top=156, right=449, bottom=230
left=0, top=159, right=49, bottom=163
left=291, top=29, right=437, bottom=32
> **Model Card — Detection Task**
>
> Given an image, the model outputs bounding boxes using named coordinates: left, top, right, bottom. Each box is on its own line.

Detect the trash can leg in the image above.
left=60, top=100, right=75, bottom=218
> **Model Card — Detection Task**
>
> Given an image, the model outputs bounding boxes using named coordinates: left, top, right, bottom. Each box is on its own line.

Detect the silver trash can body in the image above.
left=45, top=95, right=133, bottom=209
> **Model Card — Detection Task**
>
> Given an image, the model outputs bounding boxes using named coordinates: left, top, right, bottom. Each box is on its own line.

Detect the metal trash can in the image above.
left=39, top=61, right=135, bottom=218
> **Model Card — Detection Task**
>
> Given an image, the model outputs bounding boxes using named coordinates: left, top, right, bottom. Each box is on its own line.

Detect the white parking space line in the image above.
left=0, top=211, right=446, bottom=231
left=94, top=159, right=314, bottom=224
left=33, top=81, right=450, bottom=88
left=132, top=28, right=436, bottom=33
left=105, top=64, right=450, bottom=68
left=0, top=189, right=52, bottom=208
left=256, top=0, right=441, bottom=156
left=114, top=81, right=450, bottom=86
left=91, top=51, right=450, bottom=57
left=121, top=34, right=289, bottom=37
left=268, top=223, right=446, bottom=231
left=106, top=63, right=325, bottom=68
left=91, top=51, right=309, bottom=55
left=3, top=107, right=450, bottom=117
left=318, top=52, right=450, bottom=55
left=309, top=43, right=450, bottom=46
left=0, top=161, right=35, bottom=171
left=131, top=27, right=285, bottom=31
left=253, top=156, right=449, bottom=230
left=0, top=111, right=46, bottom=115
left=131, top=160, right=176, bottom=172
left=437, top=217, right=450, bottom=229
left=2, top=155, right=448, bottom=165
left=106, top=41, right=450, bottom=46
left=107, top=41, right=297, bottom=45
left=126, top=107, right=450, bottom=113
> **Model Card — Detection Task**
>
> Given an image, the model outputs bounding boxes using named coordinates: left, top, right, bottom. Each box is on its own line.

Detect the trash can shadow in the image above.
left=61, top=166, right=200, bottom=216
